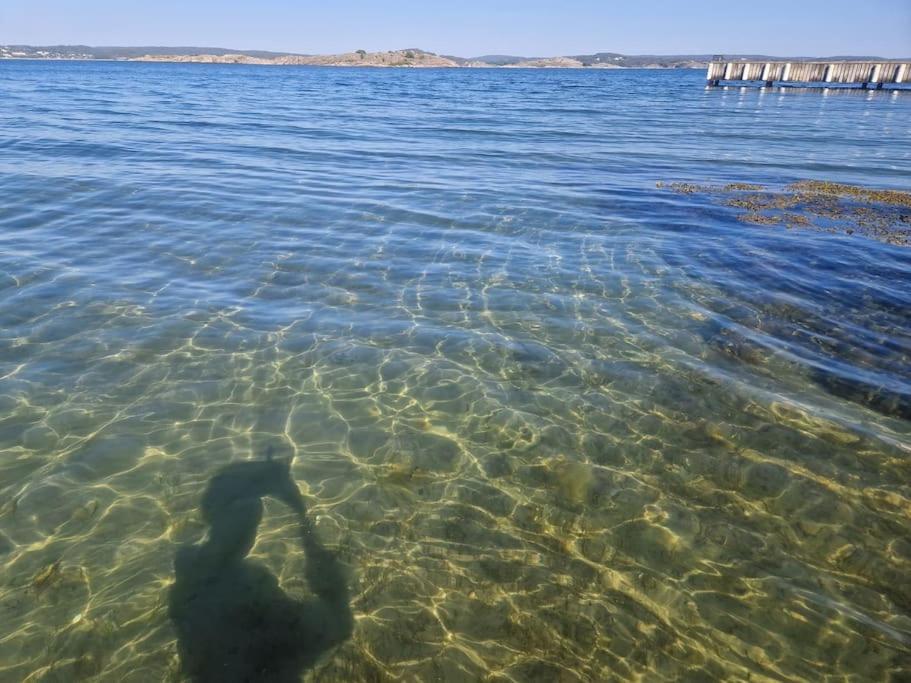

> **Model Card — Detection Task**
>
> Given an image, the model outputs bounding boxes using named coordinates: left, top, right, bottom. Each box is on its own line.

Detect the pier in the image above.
left=706, top=60, right=910, bottom=89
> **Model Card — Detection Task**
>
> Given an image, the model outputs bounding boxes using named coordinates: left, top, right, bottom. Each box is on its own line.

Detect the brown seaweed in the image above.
left=658, top=180, right=911, bottom=245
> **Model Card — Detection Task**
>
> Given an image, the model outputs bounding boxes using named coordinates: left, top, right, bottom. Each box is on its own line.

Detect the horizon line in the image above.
left=2, top=43, right=909, bottom=60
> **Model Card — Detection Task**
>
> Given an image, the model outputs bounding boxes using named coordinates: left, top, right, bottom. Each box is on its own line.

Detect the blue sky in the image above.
left=2, top=0, right=909, bottom=57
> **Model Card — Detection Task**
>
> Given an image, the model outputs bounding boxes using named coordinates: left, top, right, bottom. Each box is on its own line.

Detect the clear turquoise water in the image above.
left=1, top=61, right=910, bottom=682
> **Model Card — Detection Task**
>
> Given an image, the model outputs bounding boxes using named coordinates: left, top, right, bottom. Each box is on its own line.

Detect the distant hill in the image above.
left=0, top=45, right=902, bottom=68
left=470, top=55, right=541, bottom=65
left=474, top=52, right=900, bottom=68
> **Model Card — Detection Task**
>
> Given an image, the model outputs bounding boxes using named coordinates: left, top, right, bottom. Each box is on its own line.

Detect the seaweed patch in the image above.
left=658, top=180, right=911, bottom=245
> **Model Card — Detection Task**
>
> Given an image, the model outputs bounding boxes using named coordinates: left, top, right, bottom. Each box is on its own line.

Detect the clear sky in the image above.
left=2, top=0, right=909, bottom=57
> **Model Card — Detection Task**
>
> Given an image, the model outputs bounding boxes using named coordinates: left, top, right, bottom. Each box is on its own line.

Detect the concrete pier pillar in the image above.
left=781, top=63, right=792, bottom=82
left=870, top=64, right=882, bottom=84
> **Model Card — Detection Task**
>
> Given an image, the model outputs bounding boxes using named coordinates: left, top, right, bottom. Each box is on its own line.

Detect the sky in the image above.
left=2, top=0, right=909, bottom=57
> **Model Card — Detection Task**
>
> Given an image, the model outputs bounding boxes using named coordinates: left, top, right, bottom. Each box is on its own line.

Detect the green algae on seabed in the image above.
left=657, top=180, right=911, bottom=246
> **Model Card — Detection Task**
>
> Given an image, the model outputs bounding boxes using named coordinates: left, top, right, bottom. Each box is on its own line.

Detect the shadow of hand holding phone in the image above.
left=169, top=456, right=352, bottom=682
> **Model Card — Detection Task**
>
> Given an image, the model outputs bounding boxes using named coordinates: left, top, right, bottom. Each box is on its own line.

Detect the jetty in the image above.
left=706, top=60, right=910, bottom=89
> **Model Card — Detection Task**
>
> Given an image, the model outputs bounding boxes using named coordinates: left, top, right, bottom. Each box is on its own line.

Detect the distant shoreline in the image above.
left=0, top=57, right=701, bottom=70
left=7, top=46, right=899, bottom=70
left=4, top=46, right=904, bottom=70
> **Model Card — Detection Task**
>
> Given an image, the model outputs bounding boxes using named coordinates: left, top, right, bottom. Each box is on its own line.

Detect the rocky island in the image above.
left=131, top=48, right=464, bottom=67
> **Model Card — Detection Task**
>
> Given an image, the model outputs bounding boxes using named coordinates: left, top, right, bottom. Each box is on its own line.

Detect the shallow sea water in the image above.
left=1, top=62, right=910, bottom=682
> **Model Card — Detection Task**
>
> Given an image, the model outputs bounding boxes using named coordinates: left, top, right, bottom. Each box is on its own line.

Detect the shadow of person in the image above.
left=169, top=456, right=352, bottom=682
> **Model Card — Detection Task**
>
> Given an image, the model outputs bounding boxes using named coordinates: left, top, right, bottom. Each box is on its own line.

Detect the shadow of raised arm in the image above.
left=169, top=456, right=352, bottom=682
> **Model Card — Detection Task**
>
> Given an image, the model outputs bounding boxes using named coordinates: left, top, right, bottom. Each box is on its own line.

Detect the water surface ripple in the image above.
left=1, top=62, right=910, bottom=682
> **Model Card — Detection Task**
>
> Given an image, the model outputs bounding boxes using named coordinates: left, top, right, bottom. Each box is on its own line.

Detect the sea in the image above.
left=1, top=60, right=910, bottom=681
